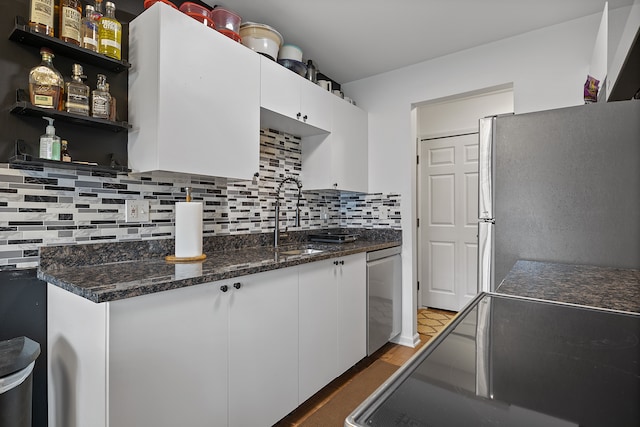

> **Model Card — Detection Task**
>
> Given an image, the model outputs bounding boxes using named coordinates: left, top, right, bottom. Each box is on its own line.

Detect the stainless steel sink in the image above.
left=279, top=248, right=324, bottom=256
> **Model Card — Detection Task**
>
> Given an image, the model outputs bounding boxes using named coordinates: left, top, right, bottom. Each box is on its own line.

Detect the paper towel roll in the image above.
left=175, top=202, right=203, bottom=258
left=175, top=262, right=203, bottom=280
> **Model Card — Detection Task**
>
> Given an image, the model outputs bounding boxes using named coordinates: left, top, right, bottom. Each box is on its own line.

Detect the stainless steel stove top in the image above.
left=309, top=232, right=358, bottom=243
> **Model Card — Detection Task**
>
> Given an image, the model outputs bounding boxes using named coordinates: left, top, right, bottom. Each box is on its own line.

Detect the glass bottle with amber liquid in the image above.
left=29, top=47, right=64, bottom=110
left=65, top=64, right=90, bottom=116
left=61, top=140, right=72, bottom=162
left=98, top=2, right=122, bottom=60
left=28, top=0, right=55, bottom=37
left=59, top=0, right=82, bottom=46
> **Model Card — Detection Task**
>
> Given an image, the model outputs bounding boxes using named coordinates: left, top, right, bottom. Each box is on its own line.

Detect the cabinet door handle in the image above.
left=220, top=285, right=228, bottom=292
left=296, top=112, right=302, bottom=119
left=233, top=282, right=242, bottom=290
left=340, top=260, right=345, bottom=265
left=333, top=261, right=338, bottom=265
left=303, top=115, right=308, bottom=122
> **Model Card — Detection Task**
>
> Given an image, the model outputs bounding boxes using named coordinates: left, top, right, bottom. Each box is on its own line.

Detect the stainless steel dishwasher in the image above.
left=366, top=246, right=402, bottom=356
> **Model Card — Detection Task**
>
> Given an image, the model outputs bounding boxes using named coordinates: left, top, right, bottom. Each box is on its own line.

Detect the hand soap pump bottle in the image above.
left=39, top=116, right=61, bottom=160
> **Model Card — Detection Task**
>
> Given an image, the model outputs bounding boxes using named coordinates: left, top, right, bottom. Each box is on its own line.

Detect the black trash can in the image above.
left=0, top=337, right=41, bottom=427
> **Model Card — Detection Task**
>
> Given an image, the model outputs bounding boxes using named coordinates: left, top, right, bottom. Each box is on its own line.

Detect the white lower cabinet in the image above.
left=337, top=253, right=368, bottom=373
left=109, top=280, right=229, bottom=427
left=298, top=253, right=367, bottom=403
left=227, top=268, right=299, bottom=427
left=48, top=256, right=365, bottom=427
left=298, top=258, right=339, bottom=402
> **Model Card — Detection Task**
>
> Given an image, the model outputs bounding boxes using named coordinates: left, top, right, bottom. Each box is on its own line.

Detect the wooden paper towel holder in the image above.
left=165, top=254, right=207, bottom=263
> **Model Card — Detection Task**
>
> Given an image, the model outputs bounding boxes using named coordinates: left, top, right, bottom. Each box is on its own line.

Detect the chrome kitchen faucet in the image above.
left=274, top=176, right=302, bottom=247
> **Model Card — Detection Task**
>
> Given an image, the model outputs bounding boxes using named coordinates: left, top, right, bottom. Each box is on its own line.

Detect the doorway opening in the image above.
left=416, top=86, right=513, bottom=311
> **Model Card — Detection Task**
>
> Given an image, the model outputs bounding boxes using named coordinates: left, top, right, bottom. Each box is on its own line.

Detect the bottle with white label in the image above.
left=81, top=4, right=99, bottom=52
left=59, top=0, right=82, bottom=46
left=40, top=117, right=61, bottom=160
left=28, top=0, right=55, bottom=37
left=29, top=47, right=64, bottom=110
left=92, top=74, right=111, bottom=119
left=98, top=2, right=122, bottom=60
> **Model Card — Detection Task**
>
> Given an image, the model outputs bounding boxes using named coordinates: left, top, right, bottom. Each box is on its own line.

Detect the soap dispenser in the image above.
left=39, top=116, right=61, bottom=160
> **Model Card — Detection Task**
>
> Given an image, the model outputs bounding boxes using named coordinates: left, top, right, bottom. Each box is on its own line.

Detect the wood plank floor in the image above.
left=275, top=308, right=456, bottom=426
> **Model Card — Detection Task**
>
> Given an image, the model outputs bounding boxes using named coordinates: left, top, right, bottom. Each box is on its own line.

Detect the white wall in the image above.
left=343, top=12, right=602, bottom=347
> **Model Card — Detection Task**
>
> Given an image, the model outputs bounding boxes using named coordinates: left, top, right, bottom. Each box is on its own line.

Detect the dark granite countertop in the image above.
left=38, top=229, right=401, bottom=303
left=496, top=260, right=640, bottom=313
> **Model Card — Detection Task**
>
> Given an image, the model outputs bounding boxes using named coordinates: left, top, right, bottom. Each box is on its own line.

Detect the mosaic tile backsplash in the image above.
left=0, top=129, right=401, bottom=269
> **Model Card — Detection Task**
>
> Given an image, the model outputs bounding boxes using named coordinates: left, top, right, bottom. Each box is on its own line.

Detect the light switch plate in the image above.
left=125, top=200, right=150, bottom=222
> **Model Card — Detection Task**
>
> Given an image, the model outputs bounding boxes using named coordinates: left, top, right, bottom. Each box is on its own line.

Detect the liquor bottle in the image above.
left=59, top=0, right=82, bottom=46
left=93, top=0, right=104, bottom=19
left=81, top=4, right=99, bottom=52
left=98, top=2, right=122, bottom=60
left=29, top=47, right=64, bottom=110
left=106, top=83, right=117, bottom=121
left=28, top=0, right=55, bottom=37
left=92, top=74, right=111, bottom=119
left=65, top=64, right=90, bottom=116
left=61, top=140, right=72, bottom=162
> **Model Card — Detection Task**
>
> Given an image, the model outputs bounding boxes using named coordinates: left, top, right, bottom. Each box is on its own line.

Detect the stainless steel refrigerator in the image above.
left=478, top=99, right=640, bottom=292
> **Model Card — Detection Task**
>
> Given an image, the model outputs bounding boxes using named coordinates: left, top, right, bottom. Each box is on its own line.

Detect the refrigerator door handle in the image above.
left=478, top=221, right=494, bottom=292
left=478, top=117, right=495, bottom=220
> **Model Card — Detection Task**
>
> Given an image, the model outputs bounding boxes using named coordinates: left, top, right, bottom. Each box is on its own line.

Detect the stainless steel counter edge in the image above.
left=38, top=240, right=401, bottom=303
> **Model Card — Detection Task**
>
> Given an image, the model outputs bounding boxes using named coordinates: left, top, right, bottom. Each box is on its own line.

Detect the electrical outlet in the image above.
left=378, top=206, right=389, bottom=220
left=321, top=206, right=328, bottom=220
left=125, top=200, right=150, bottom=222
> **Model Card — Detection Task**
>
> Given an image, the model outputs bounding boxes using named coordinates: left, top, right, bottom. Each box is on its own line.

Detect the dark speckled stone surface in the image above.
left=38, top=229, right=401, bottom=303
left=497, top=260, right=640, bottom=313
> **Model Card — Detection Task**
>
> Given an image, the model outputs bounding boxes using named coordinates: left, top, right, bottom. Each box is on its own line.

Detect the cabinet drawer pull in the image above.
left=220, top=285, right=228, bottom=292
left=233, top=282, right=242, bottom=290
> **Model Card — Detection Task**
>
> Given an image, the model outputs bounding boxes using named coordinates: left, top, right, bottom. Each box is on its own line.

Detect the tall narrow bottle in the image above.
left=28, top=0, right=55, bottom=37
left=98, top=2, right=122, bottom=60
left=93, top=0, right=104, bottom=20
left=65, top=64, right=90, bottom=116
left=29, top=47, right=64, bottom=110
left=61, top=140, right=72, bottom=162
left=81, top=4, right=99, bottom=52
left=92, top=74, right=111, bottom=119
left=58, top=0, right=82, bottom=46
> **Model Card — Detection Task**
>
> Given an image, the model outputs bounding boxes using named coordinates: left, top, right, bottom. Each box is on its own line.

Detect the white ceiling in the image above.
left=202, top=0, right=634, bottom=84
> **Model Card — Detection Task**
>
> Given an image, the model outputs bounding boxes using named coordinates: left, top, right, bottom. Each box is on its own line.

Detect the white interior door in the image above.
left=419, top=133, right=479, bottom=311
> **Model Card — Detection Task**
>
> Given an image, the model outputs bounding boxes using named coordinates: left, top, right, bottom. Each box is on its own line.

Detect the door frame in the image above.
left=415, top=87, right=514, bottom=310
left=416, top=128, right=478, bottom=310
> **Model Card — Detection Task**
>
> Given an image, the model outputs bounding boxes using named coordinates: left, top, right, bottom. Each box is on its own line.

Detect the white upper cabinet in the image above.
left=302, top=96, right=368, bottom=192
left=260, top=55, right=332, bottom=136
left=128, top=3, right=260, bottom=180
